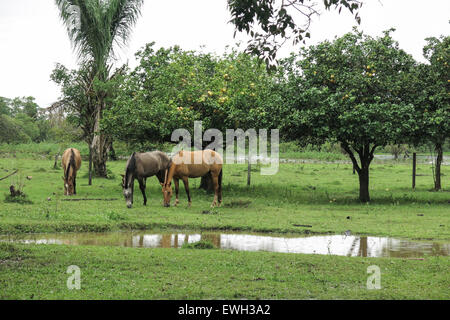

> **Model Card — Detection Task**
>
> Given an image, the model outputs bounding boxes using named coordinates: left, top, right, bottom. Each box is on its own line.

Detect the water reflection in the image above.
left=2, top=232, right=449, bottom=258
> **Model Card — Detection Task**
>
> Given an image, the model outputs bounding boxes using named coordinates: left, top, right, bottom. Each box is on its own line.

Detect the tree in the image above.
left=0, top=97, right=11, bottom=116
left=286, top=28, right=417, bottom=202
left=103, top=44, right=283, bottom=145
left=102, top=44, right=284, bottom=189
left=411, top=36, right=449, bottom=190
left=227, top=0, right=362, bottom=67
left=54, top=0, right=143, bottom=177
left=10, top=96, right=40, bottom=119
left=0, top=115, right=31, bottom=144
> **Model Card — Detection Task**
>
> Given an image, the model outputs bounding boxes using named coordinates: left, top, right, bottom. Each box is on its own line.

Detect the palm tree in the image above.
left=55, top=0, right=143, bottom=177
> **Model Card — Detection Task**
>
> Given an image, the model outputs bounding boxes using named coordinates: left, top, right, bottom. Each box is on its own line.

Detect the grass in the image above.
left=0, top=151, right=448, bottom=300
left=0, top=157, right=448, bottom=239
left=0, top=242, right=448, bottom=299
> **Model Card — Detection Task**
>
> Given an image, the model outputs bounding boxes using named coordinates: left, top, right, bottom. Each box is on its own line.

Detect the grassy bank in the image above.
left=0, top=242, right=448, bottom=299
left=0, top=157, right=448, bottom=239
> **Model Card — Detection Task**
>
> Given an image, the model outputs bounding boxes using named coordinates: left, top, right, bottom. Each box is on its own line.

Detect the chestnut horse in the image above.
left=162, top=149, right=223, bottom=207
left=61, top=148, right=81, bottom=196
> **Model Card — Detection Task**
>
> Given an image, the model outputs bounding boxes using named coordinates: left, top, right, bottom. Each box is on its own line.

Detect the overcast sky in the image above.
left=0, top=0, right=449, bottom=108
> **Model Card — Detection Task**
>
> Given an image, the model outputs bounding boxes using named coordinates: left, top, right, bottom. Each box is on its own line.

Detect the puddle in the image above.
left=1, top=232, right=449, bottom=258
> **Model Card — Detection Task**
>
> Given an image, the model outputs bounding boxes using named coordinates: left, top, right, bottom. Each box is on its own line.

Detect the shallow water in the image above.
left=1, top=231, right=449, bottom=258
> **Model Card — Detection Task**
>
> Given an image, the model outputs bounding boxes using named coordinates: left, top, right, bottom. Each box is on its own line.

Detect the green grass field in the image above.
left=0, top=150, right=449, bottom=299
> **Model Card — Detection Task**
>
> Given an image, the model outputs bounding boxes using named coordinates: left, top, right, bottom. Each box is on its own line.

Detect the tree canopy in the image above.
left=227, top=0, right=363, bottom=67
left=283, top=28, right=418, bottom=201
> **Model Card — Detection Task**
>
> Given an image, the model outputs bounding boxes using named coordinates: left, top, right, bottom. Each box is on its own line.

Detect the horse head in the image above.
left=121, top=173, right=133, bottom=208
left=62, top=176, right=74, bottom=196
left=161, top=169, right=172, bottom=207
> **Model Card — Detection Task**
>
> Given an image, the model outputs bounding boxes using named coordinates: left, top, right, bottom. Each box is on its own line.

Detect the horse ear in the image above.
left=120, top=174, right=125, bottom=178
left=62, top=176, right=65, bottom=181
left=160, top=182, right=164, bottom=187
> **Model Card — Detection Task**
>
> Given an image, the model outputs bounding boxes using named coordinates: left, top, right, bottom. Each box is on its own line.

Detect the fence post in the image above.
left=412, top=152, right=416, bottom=190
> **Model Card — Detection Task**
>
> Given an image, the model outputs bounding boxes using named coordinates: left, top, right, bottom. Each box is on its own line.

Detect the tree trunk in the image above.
left=434, top=143, right=443, bottom=191
left=91, top=134, right=110, bottom=177
left=90, top=104, right=111, bottom=178
left=109, top=142, right=117, bottom=161
left=88, top=145, right=93, bottom=186
left=358, top=165, right=370, bottom=202
left=342, top=142, right=374, bottom=203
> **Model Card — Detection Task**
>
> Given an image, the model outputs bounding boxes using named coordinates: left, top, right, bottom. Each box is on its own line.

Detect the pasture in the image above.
left=0, top=150, right=449, bottom=299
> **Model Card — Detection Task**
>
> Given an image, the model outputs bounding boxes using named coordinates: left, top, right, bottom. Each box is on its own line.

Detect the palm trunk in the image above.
left=90, top=103, right=110, bottom=178
left=91, top=133, right=110, bottom=177
left=434, top=143, right=443, bottom=191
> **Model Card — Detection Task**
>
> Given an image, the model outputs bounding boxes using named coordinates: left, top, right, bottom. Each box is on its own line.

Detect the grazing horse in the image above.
left=61, top=148, right=81, bottom=196
left=162, top=149, right=223, bottom=207
left=121, top=151, right=171, bottom=208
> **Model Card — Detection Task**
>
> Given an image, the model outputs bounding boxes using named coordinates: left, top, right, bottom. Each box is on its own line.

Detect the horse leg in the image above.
left=138, top=177, right=147, bottom=206
left=182, top=177, right=191, bottom=207
left=210, top=174, right=219, bottom=207
left=218, top=169, right=222, bottom=206
left=174, top=178, right=180, bottom=206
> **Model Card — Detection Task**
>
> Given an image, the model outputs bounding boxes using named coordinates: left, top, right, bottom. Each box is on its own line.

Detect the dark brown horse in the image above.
left=162, top=150, right=223, bottom=207
left=121, top=151, right=171, bottom=208
left=62, top=148, right=81, bottom=196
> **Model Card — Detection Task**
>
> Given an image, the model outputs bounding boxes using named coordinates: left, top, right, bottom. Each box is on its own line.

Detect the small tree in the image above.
left=55, top=0, right=144, bottom=177
left=287, top=29, right=417, bottom=202
left=413, top=36, right=449, bottom=190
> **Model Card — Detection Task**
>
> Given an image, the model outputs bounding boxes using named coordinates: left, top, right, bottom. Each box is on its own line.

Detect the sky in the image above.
left=0, top=0, right=449, bottom=108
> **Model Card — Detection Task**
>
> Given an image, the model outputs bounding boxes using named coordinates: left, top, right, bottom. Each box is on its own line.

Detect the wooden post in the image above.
left=412, top=152, right=416, bottom=190
left=88, top=146, right=93, bottom=186
left=247, top=161, right=251, bottom=186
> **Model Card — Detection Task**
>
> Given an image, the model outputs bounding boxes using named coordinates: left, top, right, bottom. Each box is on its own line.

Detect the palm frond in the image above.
left=55, top=0, right=143, bottom=77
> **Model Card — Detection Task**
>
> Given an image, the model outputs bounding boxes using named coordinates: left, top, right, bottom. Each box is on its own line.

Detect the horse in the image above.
left=162, top=149, right=223, bottom=208
left=61, top=148, right=82, bottom=196
left=121, top=151, right=171, bottom=209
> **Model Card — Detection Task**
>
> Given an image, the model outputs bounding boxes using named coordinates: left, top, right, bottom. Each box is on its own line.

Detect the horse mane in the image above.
left=125, top=152, right=136, bottom=188
left=65, top=149, right=76, bottom=181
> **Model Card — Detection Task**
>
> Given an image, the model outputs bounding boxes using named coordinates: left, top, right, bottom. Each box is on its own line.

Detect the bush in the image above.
left=0, top=115, right=31, bottom=144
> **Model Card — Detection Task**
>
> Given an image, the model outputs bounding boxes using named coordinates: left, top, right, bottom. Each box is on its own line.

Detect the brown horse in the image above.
left=62, top=148, right=81, bottom=196
left=162, top=149, right=223, bottom=207
left=121, top=151, right=171, bottom=208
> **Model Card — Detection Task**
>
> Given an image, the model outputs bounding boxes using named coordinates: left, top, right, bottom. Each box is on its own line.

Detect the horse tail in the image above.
left=65, top=149, right=75, bottom=180
left=70, top=148, right=76, bottom=169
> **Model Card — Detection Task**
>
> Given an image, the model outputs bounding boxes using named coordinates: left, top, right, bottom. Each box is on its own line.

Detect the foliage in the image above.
left=0, top=115, right=32, bottom=144
left=412, top=36, right=449, bottom=147
left=227, top=0, right=362, bottom=67
left=55, top=0, right=144, bottom=80
left=0, top=96, right=50, bottom=143
left=102, top=44, right=284, bottom=148
left=54, top=0, right=144, bottom=177
left=284, top=28, right=418, bottom=201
